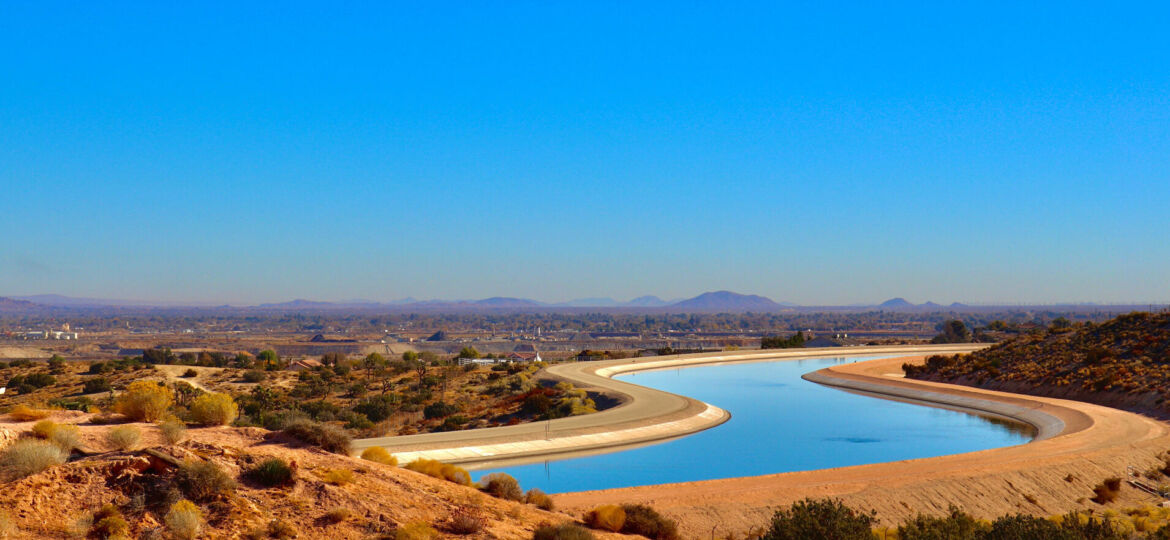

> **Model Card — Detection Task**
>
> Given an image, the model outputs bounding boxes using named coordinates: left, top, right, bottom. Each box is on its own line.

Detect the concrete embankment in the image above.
left=354, top=344, right=984, bottom=467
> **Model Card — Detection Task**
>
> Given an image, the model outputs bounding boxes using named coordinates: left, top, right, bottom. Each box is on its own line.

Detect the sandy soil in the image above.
left=553, top=355, right=1170, bottom=538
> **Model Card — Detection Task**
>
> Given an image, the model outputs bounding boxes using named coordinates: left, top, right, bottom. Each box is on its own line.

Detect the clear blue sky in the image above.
left=2, top=2, right=1168, bottom=305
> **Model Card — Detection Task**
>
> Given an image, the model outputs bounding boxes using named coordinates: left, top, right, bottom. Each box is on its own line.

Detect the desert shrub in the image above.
left=322, top=468, right=354, bottom=485
left=190, top=392, right=239, bottom=426
left=7, top=405, right=50, bottom=422
left=242, top=370, right=267, bottom=383
left=181, top=368, right=198, bottom=378
left=159, top=419, right=188, bottom=444
left=246, top=457, right=296, bottom=487
left=479, top=472, right=523, bottom=501
left=584, top=505, right=626, bottom=533
left=89, top=504, right=130, bottom=539
left=423, top=401, right=459, bottom=419
left=403, top=458, right=471, bottom=485
left=1092, top=477, right=1123, bottom=504
left=534, top=523, right=596, bottom=540
left=47, top=423, right=80, bottom=452
left=267, top=518, right=298, bottom=539
left=620, top=504, right=679, bottom=540
left=1054, top=511, right=1126, bottom=539
left=165, top=499, right=204, bottom=540
left=396, top=521, right=440, bottom=540
left=762, top=498, right=876, bottom=540
left=445, top=509, right=485, bottom=535
left=106, top=425, right=142, bottom=451
left=0, top=438, right=67, bottom=480
left=898, top=506, right=988, bottom=539
left=24, top=372, right=56, bottom=388
left=324, top=507, right=352, bottom=524
left=525, top=488, right=554, bottom=510
left=83, top=377, right=112, bottom=394
left=174, top=460, right=236, bottom=502
left=115, top=381, right=174, bottom=422
left=982, top=514, right=1072, bottom=539
left=281, top=419, right=352, bottom=454
left=360, top=446, right=398, bottom=466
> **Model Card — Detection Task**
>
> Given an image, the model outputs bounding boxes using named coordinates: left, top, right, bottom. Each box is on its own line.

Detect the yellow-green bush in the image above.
left=165, top=500, right=204, bottom=540
left=190, top=392, right=238, bottom=426
left=479, top=472, right=523, bottom=501
left=403, top=458, right=471, bottom=485
left=360, top=446, right=398, bottom=466
left=159, top=418, right=188, bottom=444
left=322, top=468, right=354, bottom=485
left=525, top=488, right=554, bottom=511
left=584, top=505, right=626, bottom=532
left=115, top=381, right=173, bottom=422
left=31, top=420, right=79, bottom=452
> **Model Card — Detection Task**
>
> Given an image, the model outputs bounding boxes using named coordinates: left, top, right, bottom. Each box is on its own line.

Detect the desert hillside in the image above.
left=904, top=311, right=1170, bottom=416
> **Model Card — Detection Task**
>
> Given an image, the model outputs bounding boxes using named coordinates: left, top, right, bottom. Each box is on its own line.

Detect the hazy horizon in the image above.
left=4, top=3, right=1168, bottom=306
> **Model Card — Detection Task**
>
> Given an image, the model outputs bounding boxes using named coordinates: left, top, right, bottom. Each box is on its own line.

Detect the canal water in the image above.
left=472, top=355, right=1033, bottom=493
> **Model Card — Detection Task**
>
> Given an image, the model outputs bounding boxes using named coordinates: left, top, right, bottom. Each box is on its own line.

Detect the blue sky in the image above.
left=2, top=2, right=1168, bottom=305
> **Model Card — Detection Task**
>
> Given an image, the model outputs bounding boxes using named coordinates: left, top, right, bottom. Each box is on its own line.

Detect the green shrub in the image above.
left=898, top=506, right=987, bottom=539
left=242, top=370, right=266, bottom=383
left=620, top=504, right=679, bottom=540
left=982, top=514, right=1072, bottom=540
left=164, top=499, right=204, bottom=540
left=190, top=392, right=239, bottom=426
left=107, top=425, right=142, bottom=451
left=762, top=498, right=876, bottom=540
left=0, top=439, right=67, bottom=480
left=423, top=401, right=459, bottom=419
left=479, top=472, right=523, bottom=501
left=247, top=457, right=296, bottom=487
left=360, top=446, right=398, bottom=466
left=533, top=523, right=596, bottom=540
left=281, top=419, right=352, bottom=454
left=584, top=505, right=626, bottom=532
left=525, top=488, right=554, bottom=510
left=174, top=460, right=236, bottom=502
left=159, top=419, right=188, bottom=445
left=83, top=377, right=112, bottom=394
left=181, top=368, right=198, bottom=378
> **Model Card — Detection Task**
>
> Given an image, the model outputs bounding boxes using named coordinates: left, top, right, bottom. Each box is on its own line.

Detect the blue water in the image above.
left=473, top=356, right=1032, bottom=493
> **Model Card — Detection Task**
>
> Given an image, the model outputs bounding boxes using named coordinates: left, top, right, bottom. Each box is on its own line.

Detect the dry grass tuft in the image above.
left=106, top=425, right=142, bottom=451
left=6, top=405, right=50, bottom=422
left=360, top=446, right=398, bottom=466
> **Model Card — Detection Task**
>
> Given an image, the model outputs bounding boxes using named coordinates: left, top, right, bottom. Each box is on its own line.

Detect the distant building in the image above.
left=288, top=358, right=323, bottom=371
left=507, top=352, right=542, bottom=363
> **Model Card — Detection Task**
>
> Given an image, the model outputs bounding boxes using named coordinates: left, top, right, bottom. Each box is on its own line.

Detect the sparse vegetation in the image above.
left=620, top=504, right=680, bottom=540
left=322, top=468, right=354, bottom=485
left=159, top=418, right=188, bottom=444
left=1092, top=477, right=1123, bottom=504
left=174, top=460, right=236, bottom=502
left=0, top=439, right=67, bottom=480
left=115, top=380, right=174, bottom=422
left=106, top=425, right=142, bottom=451
left=165, top=499, right=204, bottom=540
left=5, top=404, right=50, bottom=422
left=31, top=420, right=80, bottom=452
left=281, top=419, right=352, bottom=454
left=403, top=458, right=471, bottom=485
left=190, top=392, right=239, bottom=426
left=247, top=457, right=296, bottom=487
left=584, top=504, right=626, bottom=532
left=396, top=521, right=440, bottom=540
left=360, top=446, right=398, bottom=466
left=89, top=504, right=130, bottom=539
left=534, top=523, right=596, bottom=540
left=479, top=472, right=523, bottom=501
left=324, top=507, right=352, bottom=524
left=525, top=488, right=554, bottom=510
left=445, top=509, right=485, bottom=535
left=762, top=498, right=876, bottom=540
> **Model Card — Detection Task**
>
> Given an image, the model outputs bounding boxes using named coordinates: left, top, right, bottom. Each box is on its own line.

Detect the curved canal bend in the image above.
left=354, top=344, right=1066, bottom=491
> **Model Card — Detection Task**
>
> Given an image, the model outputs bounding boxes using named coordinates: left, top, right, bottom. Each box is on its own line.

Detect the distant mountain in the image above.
left=11, top=294, right=222, bottom=307
left=921, top=301, right=943, bottom=308
left=950, top=302, right=969, bottom=308
left=626, top=295, right=670, bottom=307
left=0, top=297, right=35, bottom=309
left=555, top=297, right=621, bottom=307
left=472, top=297, right=544, bottom=307
left=879, top=297, right=914, bottom=308
left=669, top=291, right=784, bottom=312
left=258, top=299, right=338, bottom=309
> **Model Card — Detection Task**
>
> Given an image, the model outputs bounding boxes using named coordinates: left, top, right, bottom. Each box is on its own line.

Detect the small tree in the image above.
left=115, top=381, right=174, bottom=422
